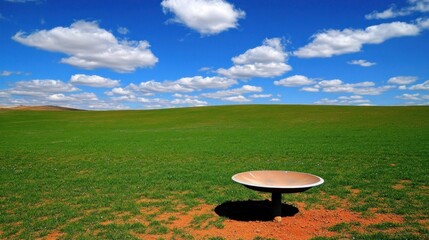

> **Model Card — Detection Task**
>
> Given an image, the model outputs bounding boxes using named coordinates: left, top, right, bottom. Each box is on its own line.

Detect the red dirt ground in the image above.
left=39, top=198, right=406, bottom=240
left=129, top=200, right=404, bottom=240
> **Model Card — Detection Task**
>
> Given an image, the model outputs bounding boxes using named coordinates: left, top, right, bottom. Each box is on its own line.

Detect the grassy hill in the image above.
left=0, top=105, right=428, bottom=239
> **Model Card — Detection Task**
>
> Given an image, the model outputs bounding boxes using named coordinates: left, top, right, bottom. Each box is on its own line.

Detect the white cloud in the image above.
left=110, top=95, right=137, bottom=102
left=270, top=98, right=281, bottom=102
left=161, top=0, right=245, bottom=35
left=136, top=80, right=194, bottom=93
left=301, top=86, right=320, bottom=92
left=131, top=96, right=207, bottom=108
left=218, top=38, right=291, bottom=79
left=218, top=62, right=291, bottom=79
left=0, top=71, right=13, bottom=76
left=12, top=20, right=158, bottom=72
left=394, top=93, right=429, bottom=105
left=173, top=93, right=199, bottom=99
left=47, top=93, right=74, bottom=101
left=409, top=80, right=429, bottom=90
left=294, top=21, right=423, bottom=58
left=222, top=95, right=251, bottom=102
left=130, top=76, right=236, bottom=94
left=315, top=98, right=339, bottom=105
left=201, top=85, right=262, bottom=99
left=70, top=74, right=120, bottom=88
left=396, top=93, right=422, bottom=101
left=47, top=92, right=99, bottom=102
left=250, top=94, right=272, bottom=98
left=105, top=87, right=132, bottom=96
left=0, top=70, right=28, bottom=76
left=366, top=0, right=429, bottom=20
left=348, top=59, right=376, bottom=67
left=117, top=27, right=129, bottom=35
left=12, top=80, right=79, bottom=96
left=315, top=95, right=371, bottom=106
left=176, top=76, right=237, bottom=89
left=387, top=76, right=418, bottom=85
left=171, top=98, right=207, bottom=106
left=365, top=6, right=409, bottom=20
left=199, top=67, right=214, bottom=73
left=276, top=75, right=393, bottom=95
left=0, top=91, right=10, bottom=98
left=87, top=102, right=130, bottom=110
left=318, top=80, right=392, bottom=95
left=274, top=75, right=315, bottom=87
left=0, top=81, right=123, bottom=109
left=418, top=17, right=429, bottom=29
left=231, top=38, right=286, bottom=65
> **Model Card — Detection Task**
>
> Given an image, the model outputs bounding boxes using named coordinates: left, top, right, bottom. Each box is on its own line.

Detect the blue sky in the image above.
left=1, top=0, right=428, bottom=109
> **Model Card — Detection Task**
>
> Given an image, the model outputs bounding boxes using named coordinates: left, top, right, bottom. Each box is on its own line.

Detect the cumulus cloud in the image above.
left=11, top=79, right=79, bottom=96
left=70, top=74, right=120, bottom=88
left=105, top=87, right=132, bottom=96
left=348, top=59, right=376, bottom=67
left=201, top=85, right=262, bottom=102
left=276, top=75, right=394, bottom=95
left=222, top=95, right=251, bottom=102
left=294, top=21, right=423, bottom=58
left=318, top=80, right=393, bottom=95
left=0, top=91, right=10, bottom=98
left=176, top=76, right=237, bottom=89
left=387, top=76, right=418, bottom=85
left=409, top=80, right=429, bottom=90
left=218, top=38, right=291, bottom=79
left=117, top=27, right=129, bottom=35
left=135, top=80, right=194, bottom=93
left=128, top=76, right=236, bottom=94
left=87, top=102, right=130, bottom=110
left=12, top=20, right=158, bottom=72
left=396, top=93, right=422, bottom=101
left=274, top=75, right=315, bottom=87
left=171, top=98, right=207, bottom=106
left=250, top=94, right=273, bottom=98
left=47, top=92, right=98, bottom=102
left=0, top=78, right=129, bottom=110
left=366, top=0, right=429, bottom=20
left=161, top=0, right=245, bottom=35
left=301, top=86, right=320, bottom=92
left=315, top=95, right=371, bottom=106
left=0, top=70, right=29, bottom=77
left=129, top=96, right=208, bottom=108
left=0, top=71, right=13, bottom=76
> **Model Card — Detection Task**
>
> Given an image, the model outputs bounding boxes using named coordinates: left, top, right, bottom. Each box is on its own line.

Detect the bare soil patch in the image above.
left=124, top=197, right=405, bottom=239
left=392, top=180, right=412, bottom=190
left=36, top=230, right=65, bottom=240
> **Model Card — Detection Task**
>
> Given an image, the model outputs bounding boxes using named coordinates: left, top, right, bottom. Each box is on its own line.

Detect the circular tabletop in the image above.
left=232, top=170, right=324, bottom=193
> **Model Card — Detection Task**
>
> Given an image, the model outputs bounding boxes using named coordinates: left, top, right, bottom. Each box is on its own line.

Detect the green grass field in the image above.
left=0, top=105, right=428, bottom=239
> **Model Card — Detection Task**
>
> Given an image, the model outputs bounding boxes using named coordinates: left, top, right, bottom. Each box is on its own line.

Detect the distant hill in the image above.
left=0, top=105, right=82, bottom=111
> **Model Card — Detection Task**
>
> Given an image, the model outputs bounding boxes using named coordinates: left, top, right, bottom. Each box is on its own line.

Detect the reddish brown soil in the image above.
left=392, top=180, right=412, bottom=190
left=128, top=199, right=404, bottom=240
left=29, top=197, right=407, bottom=240
left=38, top=231, right=64, bottom=240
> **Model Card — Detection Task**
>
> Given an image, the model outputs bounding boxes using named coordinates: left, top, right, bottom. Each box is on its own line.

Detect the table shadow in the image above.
left=214, top=199, right=299, bottom=222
